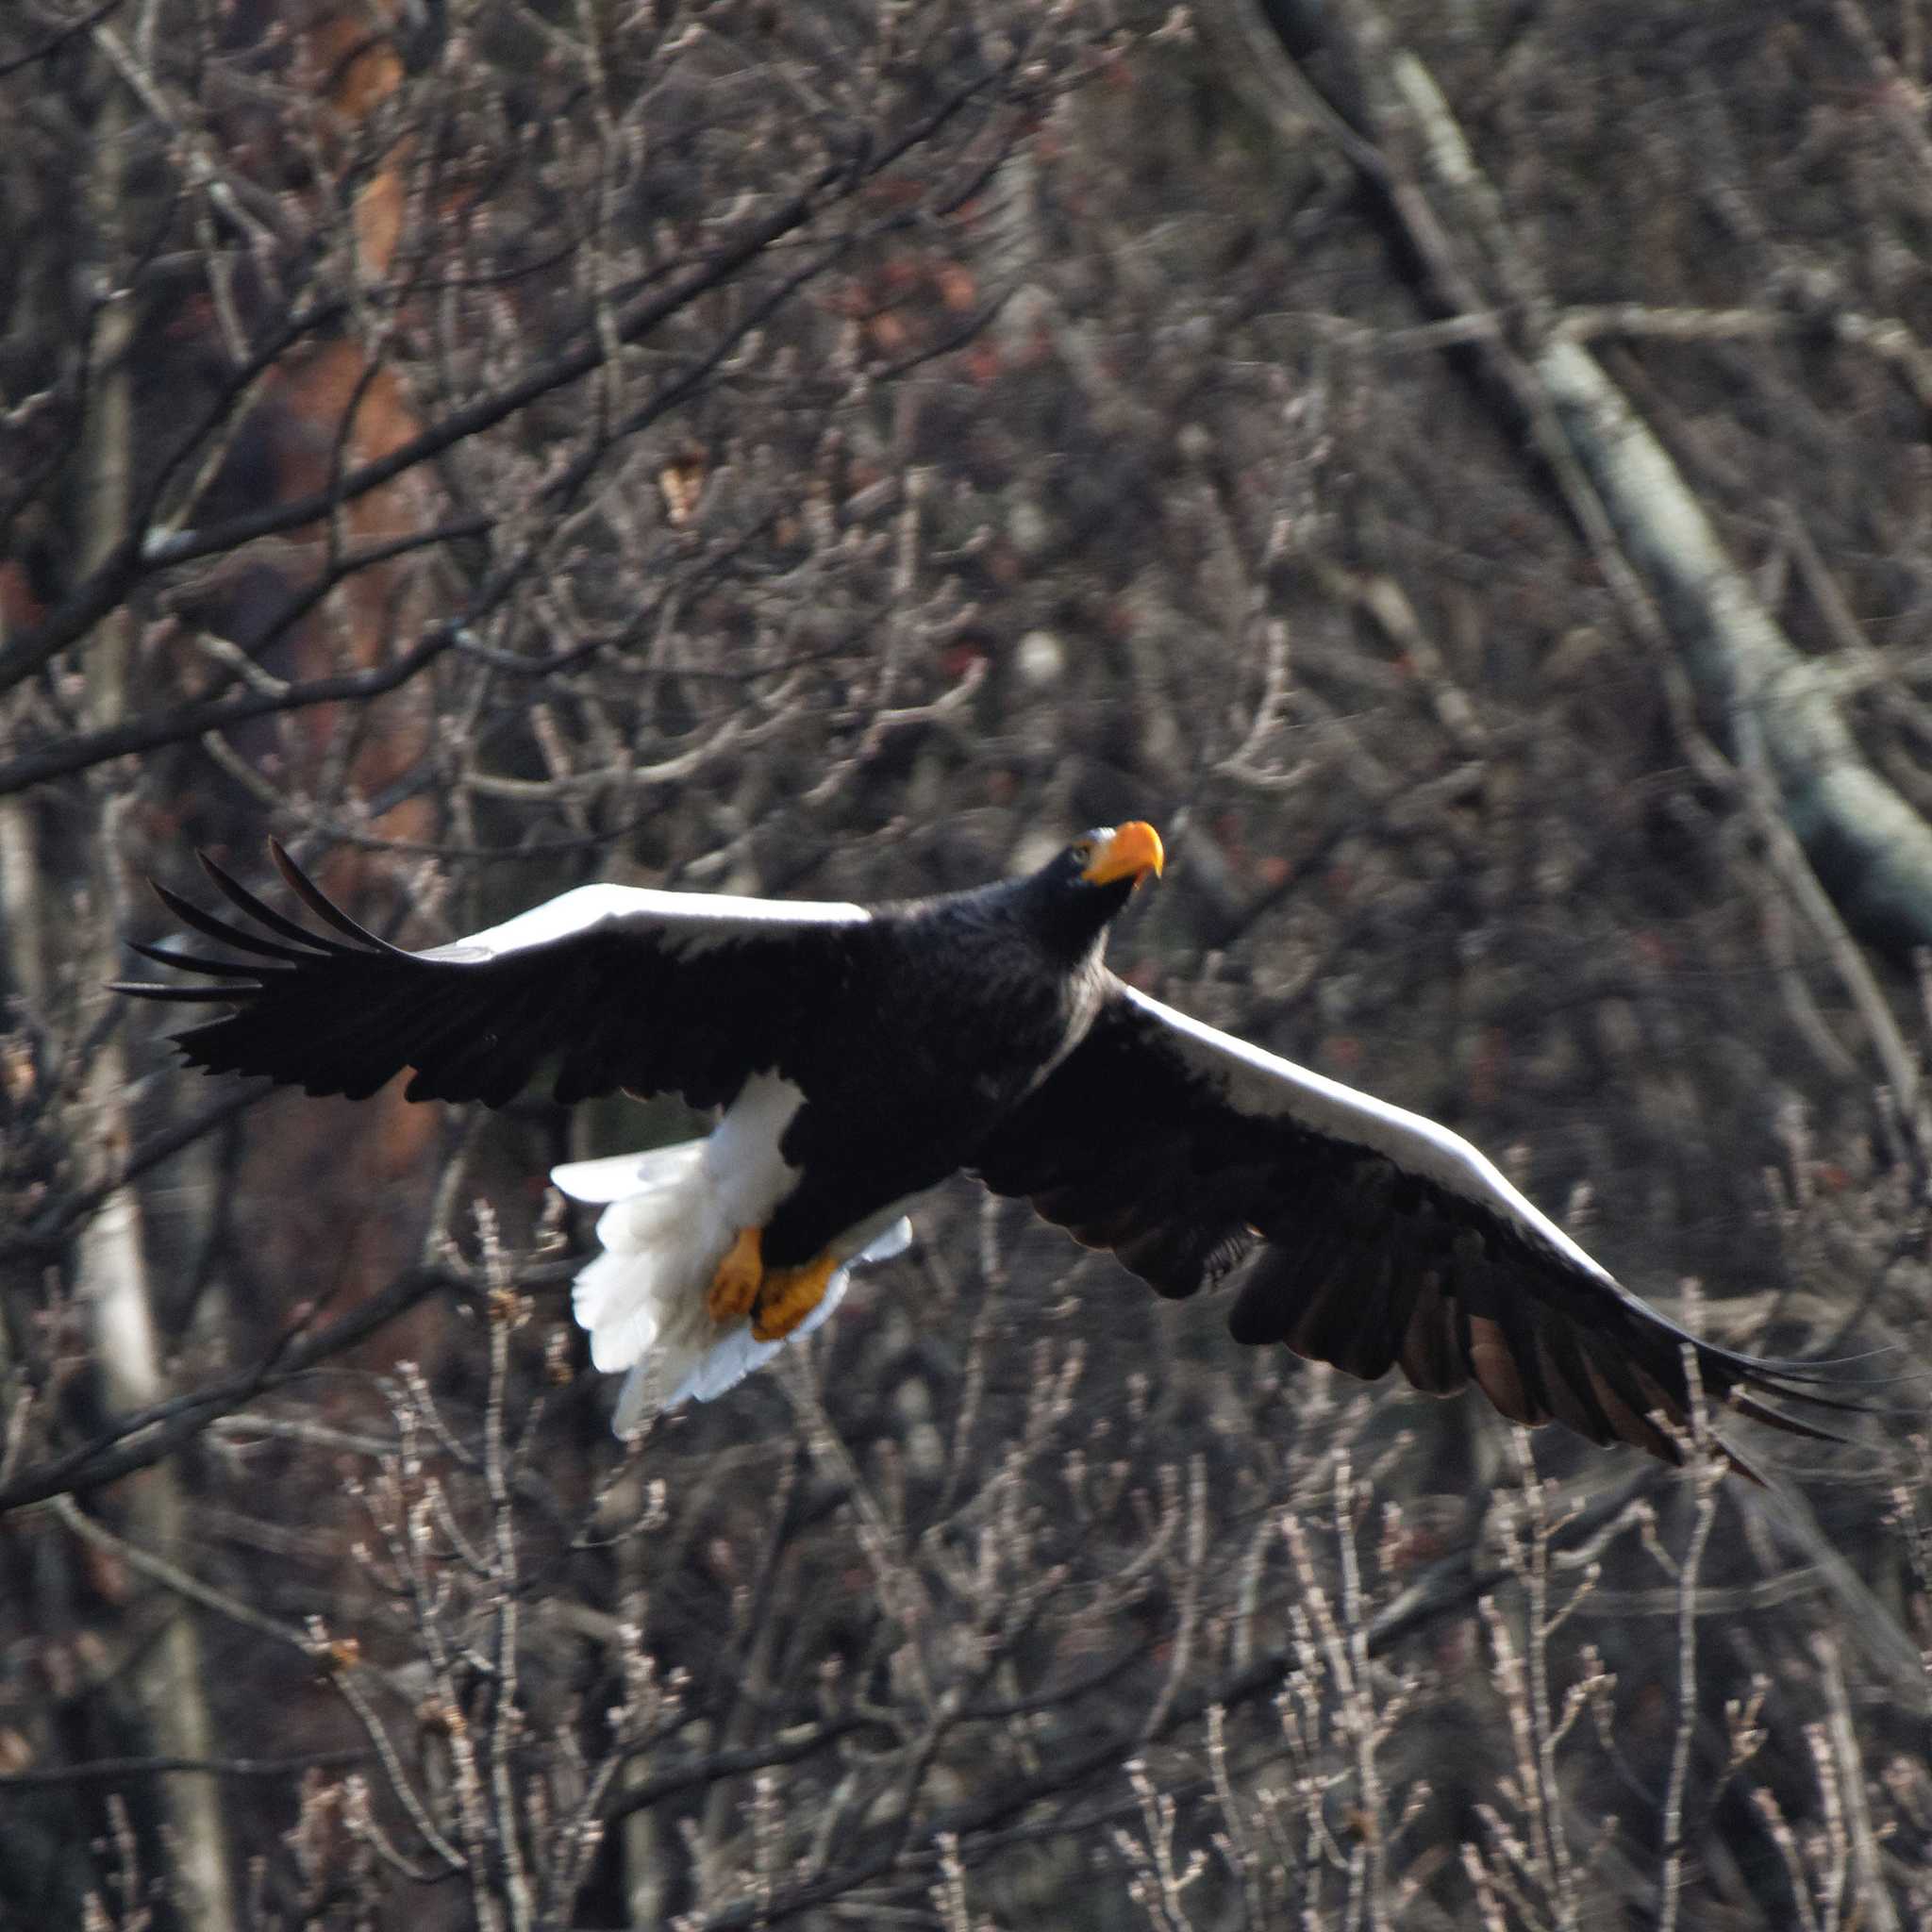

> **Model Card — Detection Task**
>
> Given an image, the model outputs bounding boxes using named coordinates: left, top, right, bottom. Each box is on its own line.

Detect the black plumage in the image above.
left=115, top=825, right=1840, bottom=1461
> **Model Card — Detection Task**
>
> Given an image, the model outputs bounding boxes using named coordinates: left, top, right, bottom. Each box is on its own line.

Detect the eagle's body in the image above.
left=116, top=824, right=1838, bottom=1459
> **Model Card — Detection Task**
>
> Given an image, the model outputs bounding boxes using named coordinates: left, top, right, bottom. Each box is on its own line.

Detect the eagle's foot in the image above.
left=707, top=1226, right=764, bottom=1324
left=751, top=1252, right=839, bottom=1341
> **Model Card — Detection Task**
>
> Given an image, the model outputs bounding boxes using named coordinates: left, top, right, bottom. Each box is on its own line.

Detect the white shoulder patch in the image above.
left=420, top=883, right=871, bottom=962
left=1120, top=987, right=1615, bottom=1286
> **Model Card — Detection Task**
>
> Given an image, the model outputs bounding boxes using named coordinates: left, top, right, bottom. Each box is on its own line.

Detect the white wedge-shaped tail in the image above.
left=553, top=1074, right=913, bottom=1434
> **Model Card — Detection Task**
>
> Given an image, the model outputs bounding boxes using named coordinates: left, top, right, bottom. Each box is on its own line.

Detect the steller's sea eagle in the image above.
left=114, top=824, right=1837, bottom=1457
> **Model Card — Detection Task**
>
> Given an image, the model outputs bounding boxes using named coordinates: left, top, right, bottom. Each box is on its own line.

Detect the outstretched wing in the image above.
left=113, top=841, right=873, bottom=1110
left=974, top=982, right=1839, bottom=1464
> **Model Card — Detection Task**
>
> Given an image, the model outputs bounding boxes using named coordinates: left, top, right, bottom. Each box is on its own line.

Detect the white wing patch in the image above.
left=1120, top=986, right=1616, bottom=1287
left=422, top=883, right=870, bottom=963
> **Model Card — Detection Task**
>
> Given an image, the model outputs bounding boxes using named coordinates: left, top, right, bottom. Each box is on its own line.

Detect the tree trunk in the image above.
left=75, top=75, right=238, bottom=1932
left=1241, top=0, right=1932, bottom=955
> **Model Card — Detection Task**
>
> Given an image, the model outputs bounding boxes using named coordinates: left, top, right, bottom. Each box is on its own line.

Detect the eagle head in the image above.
left=1019, top=821, right=1165, bottom=958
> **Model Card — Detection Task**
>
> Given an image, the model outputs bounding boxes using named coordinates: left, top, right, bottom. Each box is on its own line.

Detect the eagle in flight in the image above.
left=116, top=823, right=1834, bottom=1457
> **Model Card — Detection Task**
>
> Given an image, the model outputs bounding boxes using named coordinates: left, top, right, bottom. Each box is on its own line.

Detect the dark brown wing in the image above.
left=974, top=982, right=1842, bottom=1465
left=113, top=841, right=874, bottom=1110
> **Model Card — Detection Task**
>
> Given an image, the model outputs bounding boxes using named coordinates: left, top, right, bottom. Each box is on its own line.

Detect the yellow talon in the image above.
left=751, top=1252, right=840, bottom=1341
left=708, top=1226, right=764, bottom=1324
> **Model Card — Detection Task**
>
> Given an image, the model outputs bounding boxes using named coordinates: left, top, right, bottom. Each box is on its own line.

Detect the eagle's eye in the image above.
left=1068, top=838, right=1096, bottom=866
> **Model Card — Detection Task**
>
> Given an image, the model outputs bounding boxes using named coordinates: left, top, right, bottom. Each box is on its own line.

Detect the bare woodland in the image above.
left=8, top=0, right=1932, bottom=1924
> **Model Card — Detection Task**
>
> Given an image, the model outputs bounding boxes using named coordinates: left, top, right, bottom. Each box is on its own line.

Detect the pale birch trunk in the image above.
left=1235, top=0, right=1932, bottom=952
left=70, top=69, right=239, bottom=1932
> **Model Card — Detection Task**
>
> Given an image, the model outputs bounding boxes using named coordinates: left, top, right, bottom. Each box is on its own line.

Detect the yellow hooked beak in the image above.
left=1081, top=821, right=1165, bottom=890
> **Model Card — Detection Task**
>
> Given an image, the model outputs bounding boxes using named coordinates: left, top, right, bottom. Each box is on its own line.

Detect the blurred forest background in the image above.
left=7, top=0, right=1932, bottom=1924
